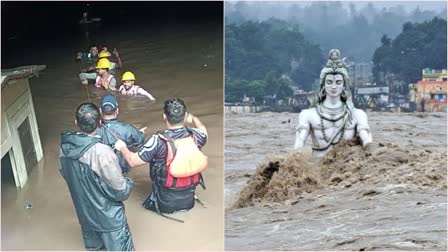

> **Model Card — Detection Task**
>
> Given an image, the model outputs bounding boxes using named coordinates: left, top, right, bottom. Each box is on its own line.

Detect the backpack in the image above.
left=158, top=130, right=208, bottom=188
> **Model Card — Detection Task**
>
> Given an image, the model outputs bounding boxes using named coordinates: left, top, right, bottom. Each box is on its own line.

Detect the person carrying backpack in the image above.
left=114, top=97, right=208, bottom=221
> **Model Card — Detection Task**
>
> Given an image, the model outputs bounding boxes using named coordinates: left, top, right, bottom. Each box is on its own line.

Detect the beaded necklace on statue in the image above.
left=313, top=104, right=349, bottom=150
left=317, top=104, right=347, bottom=122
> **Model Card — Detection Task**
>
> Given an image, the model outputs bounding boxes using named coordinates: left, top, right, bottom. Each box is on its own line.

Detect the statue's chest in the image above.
left=310, top=113, right=357, bottom=145
left=311, top=118, right=355, bottom=148
left=312, top=117, right=356, bottom=130
left=314, top=106, right=353, bottom=128
left=313, top=118, right=341, bottom=130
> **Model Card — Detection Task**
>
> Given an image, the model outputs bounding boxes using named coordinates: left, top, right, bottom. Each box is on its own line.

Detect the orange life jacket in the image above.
left=158, top=131, right=208, bottom=188
left=95, top=74, right=114, bottom=88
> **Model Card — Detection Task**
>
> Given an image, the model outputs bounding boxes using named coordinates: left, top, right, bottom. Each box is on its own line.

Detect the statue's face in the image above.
left=324, top=74, right=344, bottom=98
left=330, top=52, right=338, bottom=60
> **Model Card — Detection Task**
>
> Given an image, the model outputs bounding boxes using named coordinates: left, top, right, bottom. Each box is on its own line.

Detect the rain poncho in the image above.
left=59, top=132, right=135, bottom=250
left=96, top=119, right=144, bottom=173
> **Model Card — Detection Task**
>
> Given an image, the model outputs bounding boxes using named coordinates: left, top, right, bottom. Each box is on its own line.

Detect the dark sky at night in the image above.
left=1, top=1, right=223, bottom=66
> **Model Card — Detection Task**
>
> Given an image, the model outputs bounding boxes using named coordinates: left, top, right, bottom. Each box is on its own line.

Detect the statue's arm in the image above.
left=355, top=109, right=372, bottom=146
left=294, top=110, right=311, bottom=150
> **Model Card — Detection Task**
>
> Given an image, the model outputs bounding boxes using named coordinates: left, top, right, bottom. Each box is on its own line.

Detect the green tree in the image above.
left=372, top=34, right=394, bottom=83
left=277, top=78, right=294, bottom=101
left=225, top=18, right=324, bottom=102
left=263, top=70, right=281, bottom=96
left=247, top=80, right=267, bottom=102
left=372, top=17, right=447, bottom=88
left=225, top=77, right=249, bottom=103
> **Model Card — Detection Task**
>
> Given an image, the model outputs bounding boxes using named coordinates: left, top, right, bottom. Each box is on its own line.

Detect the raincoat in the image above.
left=59, top=132, right=134, bottom=251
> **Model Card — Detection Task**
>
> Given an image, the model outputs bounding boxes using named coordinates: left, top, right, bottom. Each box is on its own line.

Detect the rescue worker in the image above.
left=118, top=71, right=156, bottom=100
left=92, top=58, right=117, bottom=90
left=77, top=45, right=99, bottom=84
left=97, top=48, right=123, bottom=74
left=76, top=44, right=99, bottom=61
left=77, top=45, right=101, bottom=74
left=59, top=102, right=135, bottom=251
left=79, top=50, right=121, bottom=86
left=114, top=97, right=208, bottom=219
left=96, top=94, right=146, bottom=174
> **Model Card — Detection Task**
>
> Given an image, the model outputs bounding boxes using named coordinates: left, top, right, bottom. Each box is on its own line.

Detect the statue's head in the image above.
left=308, top=49, right=354, bottom=108
left=329, top=49, right=340, bottom=61
left=318, top=64, right=350, bottom=102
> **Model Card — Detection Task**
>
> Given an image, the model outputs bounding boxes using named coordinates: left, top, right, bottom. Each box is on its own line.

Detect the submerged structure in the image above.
left=1, top=65, right=46, bottom=187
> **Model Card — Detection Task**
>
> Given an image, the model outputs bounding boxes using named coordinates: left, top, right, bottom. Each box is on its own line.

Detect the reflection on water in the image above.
left=1, top=22, right=223, bottom=250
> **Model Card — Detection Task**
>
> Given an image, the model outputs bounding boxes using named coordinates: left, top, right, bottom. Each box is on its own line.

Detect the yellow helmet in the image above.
left=122, top=71, right=136, bottom=81
left=98, top=51, right=111, bottom=58
left=96, top=58, right=111, bottom=69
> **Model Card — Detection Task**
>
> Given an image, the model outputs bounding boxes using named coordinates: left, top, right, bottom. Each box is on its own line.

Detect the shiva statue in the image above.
left=294, top=49, right=373, bottom=157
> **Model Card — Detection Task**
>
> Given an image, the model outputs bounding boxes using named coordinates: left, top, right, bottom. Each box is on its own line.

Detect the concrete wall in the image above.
left=225, top=105, right=265, bottom=113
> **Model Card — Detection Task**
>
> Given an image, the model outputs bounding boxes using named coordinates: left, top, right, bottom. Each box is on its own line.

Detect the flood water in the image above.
left=1, top=20, right=223, bottom=250
left=225, top=111, right=447, bottom=250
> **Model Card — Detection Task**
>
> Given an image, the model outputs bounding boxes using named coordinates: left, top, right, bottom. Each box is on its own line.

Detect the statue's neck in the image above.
left=323, top=96, right=343, bottom=108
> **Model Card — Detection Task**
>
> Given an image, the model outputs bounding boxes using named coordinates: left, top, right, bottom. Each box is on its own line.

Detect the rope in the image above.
left=78, top=58, right=92, bottom=103
left=100, top=122, right=120, bottom=141
left=85, top=85, right=91, bottom=102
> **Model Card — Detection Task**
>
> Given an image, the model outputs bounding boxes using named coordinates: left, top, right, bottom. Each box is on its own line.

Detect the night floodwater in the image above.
left=1, top=2, right=223, bottom=250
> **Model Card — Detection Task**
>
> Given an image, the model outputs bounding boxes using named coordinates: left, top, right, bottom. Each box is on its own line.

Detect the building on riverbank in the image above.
left=409, top=68, right=447, bottom=112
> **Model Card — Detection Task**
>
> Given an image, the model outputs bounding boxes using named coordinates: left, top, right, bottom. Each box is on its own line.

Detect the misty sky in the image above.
left=345, top=1, right=446, bottom=12
left=225, top=0, right=446, bottom=63
left=225, top=1, right=447, bottom=14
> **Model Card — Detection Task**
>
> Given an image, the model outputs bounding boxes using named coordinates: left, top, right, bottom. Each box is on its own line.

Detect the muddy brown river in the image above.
left=225, top=111, right=447, bottom=250
left=1, top=23, right=223, bottom=250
